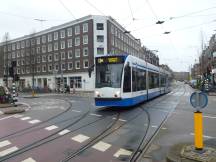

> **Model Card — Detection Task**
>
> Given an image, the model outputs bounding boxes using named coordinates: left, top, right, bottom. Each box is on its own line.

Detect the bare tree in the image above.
left=28, top=31, right=37, bottom=96
left=1, top=32, right=10, bottom=87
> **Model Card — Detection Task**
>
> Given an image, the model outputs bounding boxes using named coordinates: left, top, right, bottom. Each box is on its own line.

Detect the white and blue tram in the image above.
left=94, top=54, right=171, bottom=107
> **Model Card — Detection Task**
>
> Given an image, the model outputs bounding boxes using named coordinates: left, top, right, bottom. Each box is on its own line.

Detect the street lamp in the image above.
left=164, top=31, right=171, bottom=34
left=156, top=20, right=164, bottom=24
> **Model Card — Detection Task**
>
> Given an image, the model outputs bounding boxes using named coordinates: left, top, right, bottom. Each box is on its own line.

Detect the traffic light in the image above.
left=9, top=67, right=14, bottom=77
left=14, top=74, right=20, bottom=81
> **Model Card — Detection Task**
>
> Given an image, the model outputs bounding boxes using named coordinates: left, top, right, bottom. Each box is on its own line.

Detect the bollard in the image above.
left=12, top=82, right=17, bottom=106
left=194, top=111, right=203, bottom=150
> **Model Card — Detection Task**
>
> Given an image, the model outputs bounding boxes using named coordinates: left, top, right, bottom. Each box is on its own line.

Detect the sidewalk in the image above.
left=140, top=88, right=216, bottom=162
left=19, top=91, right=94, bottom=98
left=0, top=102, right=29, bottom=114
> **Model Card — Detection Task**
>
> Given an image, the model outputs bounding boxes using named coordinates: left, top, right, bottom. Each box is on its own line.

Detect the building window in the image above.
left=54, top=53, right=59, bottom=61
left=26, top=67, right=30, bottom=74
left=12, top=44, right=16, bottom=50
left=83, top=47, right=88, bottom=56
left=21, top=41, right=25, bottom=48
left=83, top=23, right=88, bottom=33
left=68, top=50, right=73, bottom=59
left=75, top=61, right=80, bottom=69
left=75, top=37, right=80, bottom=46
left=75, top=25, right=80, bottom=35
left=17, top=51, right=20, bottom=58
left=26, top=40, right=30, bottom=47
left=42, top=55, right=46, bottom=62
left=42, top=35, right=46, bottom=43
left=48, top=54, right=52, bottom=62
left=48, top=64, right=52, bottom=72
left=17, top=68, right=20, bottom=74
left=67, top=28, right=72, bottom=36
left=97, top=35, right=104, bottom=42
left=54, top=32, right=58, bottom=40
left=12, top=52, right=16, bottom=58
left=42, top=65, right=46, bottom=72
left=42, top=45, right=46, bottom=53
left=48, top=44, right=52, bottom=52
left=48, top=34, right=52, bottom=42
left=31, top=39, right=35, bottom=46
left=97, top=47, right=104, bottom=55
left=54, top=42, right=58, bottom=51
left=37, top=66, right=41, bottom=73
left=61, top=52, right=65, bottom=60
left=69, top=76, right=82, bottom=88
left=68, top=39, right=73, bottom=48
left=68, top=62, right=73, bottom=70
left=83, top=60, right=89, bottom=68
left=60, top=30, right=65, bottom=38
left=61, top=63, right=66, bottom=71
left=60, top=41, right=65, bottom=49
left=36, top=37, right=40, bottom=44
left=55, top=63, right=59, bottom=71
left=17, top=42, right=20, bottom=49
left=37, top=56, right=41, bottom=63
left=21, top=59, right=25, bottom=65
left=97, top=23, right=104, bottom=30
left=17, top=60, right=20, bottom=66
left=111, top=25, right=114, bottom=34
left=83, top=35, right=88, bottom=44
left=21, top=68, right=25, bottom=74
left=75, top=49, right=80, bottom=58
left=37, top=47, right=40, bottom=54
left=21, top=50, right=25, bottom=57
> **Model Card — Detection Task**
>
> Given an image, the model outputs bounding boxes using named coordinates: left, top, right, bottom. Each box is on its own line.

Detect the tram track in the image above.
left=130, top=84, right=186, bottom=162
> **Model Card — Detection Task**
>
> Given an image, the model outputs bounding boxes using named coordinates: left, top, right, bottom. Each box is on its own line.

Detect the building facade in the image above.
left=0, top=15, right=145, bottom=91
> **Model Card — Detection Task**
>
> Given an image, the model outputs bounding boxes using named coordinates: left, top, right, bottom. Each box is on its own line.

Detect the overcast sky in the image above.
left=0, top=0, right=216, bottom=72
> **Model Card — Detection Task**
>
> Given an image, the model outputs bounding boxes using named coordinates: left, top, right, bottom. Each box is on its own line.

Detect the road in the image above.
left=0, top=83, right=208, bottom=162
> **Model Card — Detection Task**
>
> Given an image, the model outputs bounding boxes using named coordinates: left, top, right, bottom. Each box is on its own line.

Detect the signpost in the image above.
left=190, top=91, right=208, bottom=150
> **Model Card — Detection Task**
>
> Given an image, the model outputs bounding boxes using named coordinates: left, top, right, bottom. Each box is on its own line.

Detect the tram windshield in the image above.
left=96, top=63, right=124, bottom=88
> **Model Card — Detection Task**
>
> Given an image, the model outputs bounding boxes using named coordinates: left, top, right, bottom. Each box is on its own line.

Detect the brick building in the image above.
left=0, top=15, right=146, bottom=91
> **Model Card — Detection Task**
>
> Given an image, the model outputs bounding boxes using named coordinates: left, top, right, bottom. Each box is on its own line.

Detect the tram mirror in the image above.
left=88, top=64, right=95, bottom=78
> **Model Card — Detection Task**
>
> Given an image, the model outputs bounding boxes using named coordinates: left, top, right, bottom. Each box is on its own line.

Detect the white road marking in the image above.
left=21, top=157, right=37, bottom=162
left=71, top=110, right=81, bottom=113
left=92, top=141, right=111, bottom=152
left=161, top=127, right=167, bottom=130
left=71, top=134, right=90, bottom=143
left=13, top=114, right=24, bottom=118
left=0, top=140, right=11, bottom=148
left=114, top=148, right=132, bottom=157
left=0, top=146, right=18, bottom=157
left=151, top=125, right=158, bottom=128
left=203, top=115, right=216, bottom=119
left=0, top=111, right=3, bottom=115
left=90, top=113, right=102, bottom=117
left=190, top=133, right=214, bottom=139
left=28, top=120, right=41, bottom=124
left=112, top=117, right=117, bottom=120
left=0, top=115, right=14, bottom=121
left=119, top=119, right=127, bottom=122
left=45, top=125, right=58, bottom=131
left=58, top=129, right=70, bottom=136
left=21, top=117, right=31, bottom=121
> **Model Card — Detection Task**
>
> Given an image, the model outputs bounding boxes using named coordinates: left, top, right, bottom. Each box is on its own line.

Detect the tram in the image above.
left=92, top=54, right=171, bottom=107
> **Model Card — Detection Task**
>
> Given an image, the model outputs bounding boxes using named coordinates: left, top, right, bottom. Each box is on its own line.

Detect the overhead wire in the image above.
left=128, top=0, right=136, bottom=21
left=83, top=0, right=106, bottom=16
left=58, top=0, right=77, bottom=20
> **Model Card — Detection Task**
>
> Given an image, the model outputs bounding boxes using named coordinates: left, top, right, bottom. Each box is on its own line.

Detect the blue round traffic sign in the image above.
left=190, top=92, right=208, bottom=110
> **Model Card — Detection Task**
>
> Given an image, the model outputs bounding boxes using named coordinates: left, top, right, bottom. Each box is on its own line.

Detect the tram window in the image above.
left=132, top=68, right=137, bottom=92
left=123, top=65, right=131, bottom=92
left=137, top=69, right=146, bottom=91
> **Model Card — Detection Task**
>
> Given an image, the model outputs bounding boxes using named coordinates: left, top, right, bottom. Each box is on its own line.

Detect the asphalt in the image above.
left=140, top=84, right=216, bottom=162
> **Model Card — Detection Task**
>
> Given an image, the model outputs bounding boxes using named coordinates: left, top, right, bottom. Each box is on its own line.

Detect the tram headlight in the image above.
left=95, top=91, right=101, bottom=97
left=114, top=91, right=120, bottom=97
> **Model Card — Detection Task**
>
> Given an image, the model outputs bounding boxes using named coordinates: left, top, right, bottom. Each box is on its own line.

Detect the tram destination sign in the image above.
left=96, top=56, right=124, bottom=64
